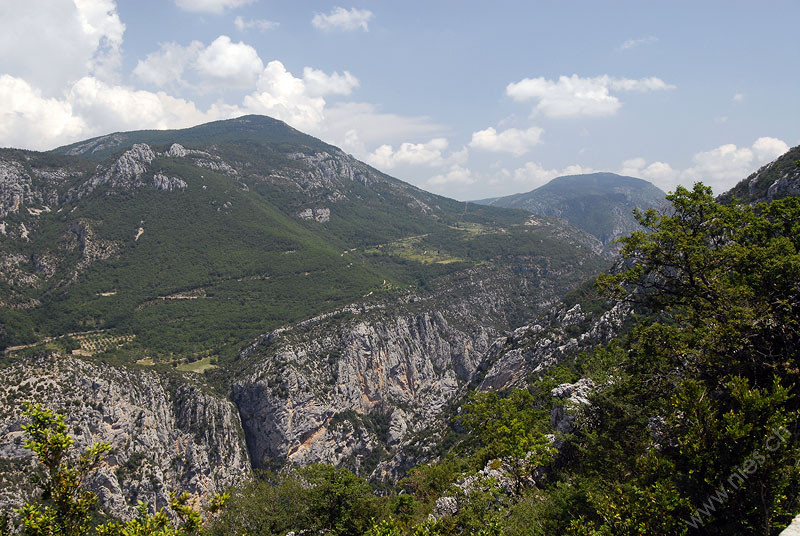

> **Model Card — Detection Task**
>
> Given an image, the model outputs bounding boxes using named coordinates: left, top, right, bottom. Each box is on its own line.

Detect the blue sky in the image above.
left=0, top=1, right=798, bottom=199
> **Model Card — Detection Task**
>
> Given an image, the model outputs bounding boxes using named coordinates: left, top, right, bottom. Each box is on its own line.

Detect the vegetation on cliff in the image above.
left=4, top=183, right=799, bottom=535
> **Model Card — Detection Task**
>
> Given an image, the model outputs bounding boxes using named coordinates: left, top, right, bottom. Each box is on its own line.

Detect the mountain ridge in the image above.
left=474, top=172, right=667, bottom=248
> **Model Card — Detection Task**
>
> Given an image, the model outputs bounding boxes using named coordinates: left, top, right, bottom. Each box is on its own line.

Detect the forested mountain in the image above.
left=2, top=119, right=798, bottom=536
left=475, top=172, right=667, bottom=249
left=0, top=115, right=605, bottom=518
left=0, top=115, right=603, bottom=357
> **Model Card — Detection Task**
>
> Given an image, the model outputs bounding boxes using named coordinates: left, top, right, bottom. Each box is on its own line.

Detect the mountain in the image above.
left=0, top=115, right=605, bottom=358
left=718, top=144, right=800, bottom=204
left=0, top=115, right=608, bottom=514
left=474, top=172, right=667, bottom=248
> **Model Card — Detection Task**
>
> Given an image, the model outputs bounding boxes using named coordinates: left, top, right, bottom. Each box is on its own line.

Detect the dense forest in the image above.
left=3, top=182, right=799, bottom=535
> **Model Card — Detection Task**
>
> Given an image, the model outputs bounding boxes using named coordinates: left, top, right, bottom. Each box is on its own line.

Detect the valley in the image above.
left=1, top=115, right=798, bottom=535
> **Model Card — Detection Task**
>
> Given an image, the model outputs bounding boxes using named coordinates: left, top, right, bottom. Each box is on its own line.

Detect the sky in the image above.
left=0, top=1, right=798, bottom=200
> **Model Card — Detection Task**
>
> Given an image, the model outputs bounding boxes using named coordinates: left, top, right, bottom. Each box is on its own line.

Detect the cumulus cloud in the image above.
left=133, top=41, right=204, bottom=87
left=506, top=74, right=675, bottom=118
left=67, top=77, right=224, bottom=133
left=174, top=0, right=254, bottom=14
left=241, top=61, right=326, bottom=131
left=496, top=161, right=595, bottom=190
left=618, top=36, right=658, bottom=51
left=469, top=126, right=543, bottom=156
left=135, top=36, right=265, bottom=90
left=194, top=36, right=264, bottom=88
left=0, top=74, right=229, bottom=150
left=619, top=157, right=679, bottom=187
left=0, top=75, right=87, bottom=150
left=368, top=138, right=449, bottom=169
left=733, top=92, right=745, bottom=102
left=320, top=102, right=444, bottom=157
left=312, top=7, right=373, bottom=31
left=302, top=67, right=359, bottom=97
left=234, top=16, right=279, bottom=32
left=621, top=137, right=790, bottom=193
left=427, top=165, right=476, bottom=188
left=0, top=0, right=125, bottom=94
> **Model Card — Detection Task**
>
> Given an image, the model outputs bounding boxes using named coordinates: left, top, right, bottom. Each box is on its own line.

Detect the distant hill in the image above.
left=718, top=145, right=800, bottom=204
left=474, top=172, right=667, bottom=248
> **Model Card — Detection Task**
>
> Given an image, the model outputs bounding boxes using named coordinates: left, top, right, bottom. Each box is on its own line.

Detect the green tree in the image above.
left=15, top=403, right=111, bottom=536
left=572, top=184, right=800, bottom=534
left=461, top=389, right=555, bottom=491
left=3, top=404, right=225, bottom=536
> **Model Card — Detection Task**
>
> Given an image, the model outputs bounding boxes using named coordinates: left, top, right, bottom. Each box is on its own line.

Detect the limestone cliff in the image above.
left=0, top=355, right=250, bottom=519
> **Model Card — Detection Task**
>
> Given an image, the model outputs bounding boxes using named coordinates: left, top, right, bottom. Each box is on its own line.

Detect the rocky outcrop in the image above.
left=286, top=151, right=371, bottom=193
left=297, top=207, right=330, bottom=222
left=0, top=355, right=250, bottom=519
left=233, top=307, right=492, bottom=475
left=551, top=378, right=595, bottom=435
left=64, top=220, right=120, bottom=275
left=719, top=144, right=800, bottom=204
left=0, top=159, right=29, bottom=218
left=479, top=302, right=630, bottom=391
left=152, top=173, right=188, bottom=191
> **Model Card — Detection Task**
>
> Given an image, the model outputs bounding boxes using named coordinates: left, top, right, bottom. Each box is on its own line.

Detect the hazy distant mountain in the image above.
left=718, top=144, right=800, bottom=204
left=475, top=172, right=667, bottom=248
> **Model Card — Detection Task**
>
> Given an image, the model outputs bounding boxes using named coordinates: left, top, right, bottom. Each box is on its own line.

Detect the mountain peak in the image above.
left=52, top=114, right=333, bottom=160
left=474, top=172, right=666, bottom=248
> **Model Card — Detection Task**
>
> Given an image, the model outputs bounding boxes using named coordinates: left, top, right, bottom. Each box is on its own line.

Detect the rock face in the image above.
left=152, top=172, right=188, bottom=191
left=479, top=301, right=630, bottom=391
left=551, top=378, right=595, bottom=435
left=231, top=255, right=601, bottom=480
left=0, top=115, right=615, bottom=513
left=0, top=158, right=29, bottom=218
left=0, top=355, right=250, bottom=519
left=297, top=207, right=330, bottom=222
left=719, top=144, right=800, bottom=204
left=233, top=298, right=494, bottom=476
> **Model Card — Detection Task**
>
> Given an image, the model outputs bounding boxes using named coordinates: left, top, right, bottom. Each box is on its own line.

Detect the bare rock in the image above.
left=297, top=207, right=331, bottom=222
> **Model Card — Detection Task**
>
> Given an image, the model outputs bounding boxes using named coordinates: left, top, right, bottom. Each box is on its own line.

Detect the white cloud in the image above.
left=0, top=0, right=125, bottom=94
left=733, top=92, right=745, bottom=102
left=133, top=41, right=204, bottom=87
left=242, top=61, right=326, bottom=131
left=427, top=165, right=476, bottom=188
left=506, top=74, right=675, bottom=118
left=496, top=162, right=595, bottom=190
left=621, top=137, right=790, bottom=193
left=68, top=77, right=224, bottom=133
left=234, top=16, right=279, bottom=32
left=302, top=67, right=359, bottom=97
left=320, top=102, right=444, bottom=156
left=469, top=126, right=543, bottom=156
left=618, top=36, right=658, bottom=51
left=752, top=137, right=789, bottom=162
left=174, top=0, right=254, bottom=14
left=620, top=157, right=680, bottom=187
left=135, top=36, right=269, bottom=90
left=73, top=0, right=126, bottom=82
left=194, top=35, right=264, bottom=88
left=0, top=74, right=230, bottom=150
left=0, top=75, right=86, bottom=150
left=368, top=138, right=449, bottom=169
left=312, top=7, right=373, bottom=31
